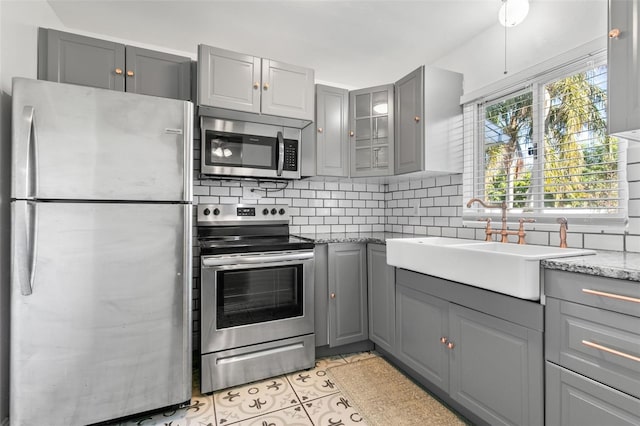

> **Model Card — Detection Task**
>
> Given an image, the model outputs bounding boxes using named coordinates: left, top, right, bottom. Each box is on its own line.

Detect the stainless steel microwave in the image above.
left=200, top=117, right=301, bottom=179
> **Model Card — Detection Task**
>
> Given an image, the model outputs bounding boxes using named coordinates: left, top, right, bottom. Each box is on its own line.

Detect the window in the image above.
left=464, top=55, right=627, bottom=230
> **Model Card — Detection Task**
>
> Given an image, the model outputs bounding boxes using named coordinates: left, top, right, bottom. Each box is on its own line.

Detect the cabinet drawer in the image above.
left=544, top=270, right=640, bottom=317
left=546, top=297, right=640, bottom=399
left=546, top=362, right=640, bottom=426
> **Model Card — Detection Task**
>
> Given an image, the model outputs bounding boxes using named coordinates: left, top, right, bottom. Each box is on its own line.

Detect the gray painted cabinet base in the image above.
left=367, top=244, right=395, bottom=355
left=546, top=362, right=640, bottom=425
left=394, top=269, right=543, bottom=426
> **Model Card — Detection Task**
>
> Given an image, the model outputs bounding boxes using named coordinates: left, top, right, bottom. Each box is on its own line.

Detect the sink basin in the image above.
left=386, top=238, right=595, bottom=300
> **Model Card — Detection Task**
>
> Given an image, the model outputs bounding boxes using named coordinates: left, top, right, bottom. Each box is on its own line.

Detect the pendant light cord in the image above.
left=504, top=0, right=508, bottom=74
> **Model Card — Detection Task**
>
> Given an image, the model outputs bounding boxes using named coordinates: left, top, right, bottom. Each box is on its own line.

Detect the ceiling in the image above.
left=45, top=0, right=603, bottom=89
left=46, top=0, right=505, bottom=88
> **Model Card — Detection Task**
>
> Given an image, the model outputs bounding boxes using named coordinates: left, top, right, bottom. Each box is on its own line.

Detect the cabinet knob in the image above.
left=253, top=82, right=260, bottom=89
left=440, top=337, right=448, bottom=344
left=114, top=68, right=123, bottom=75
left=349, top=131, right=354, bottom=137
left=318, top=127, right=323, bottom=133
left=330, top=292, right=336, bottom=299
left=609, top=28, right=621, bottom=39
left=126, top=70, right=134, bottom=77
left=447, top=342, right=455, bottom=350
left=414, top=116, right=421, bottom=122
left=263, top=83, right=270, bottom=91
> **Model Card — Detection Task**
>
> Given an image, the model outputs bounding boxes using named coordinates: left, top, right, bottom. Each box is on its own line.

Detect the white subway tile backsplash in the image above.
left=584, top=233, right=624, bottom=251
left=436, top=175, right=451, bottom=186
left=325, top=182, right=340, bottom=191
left=324, top=199, right=339, bottom=208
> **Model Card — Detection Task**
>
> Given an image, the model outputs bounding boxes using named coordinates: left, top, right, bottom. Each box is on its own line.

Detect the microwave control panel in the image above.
left=284, top=140, right=298, bottom=171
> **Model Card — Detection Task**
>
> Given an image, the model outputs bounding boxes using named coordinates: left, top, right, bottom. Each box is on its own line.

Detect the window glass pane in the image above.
left=483, top=92, right=533, bottom=209
left=543, top=65, right=619, bottom=212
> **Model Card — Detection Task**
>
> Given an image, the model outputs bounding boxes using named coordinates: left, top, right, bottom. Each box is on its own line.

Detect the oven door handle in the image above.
left=202, top=251, right=314, bottom=267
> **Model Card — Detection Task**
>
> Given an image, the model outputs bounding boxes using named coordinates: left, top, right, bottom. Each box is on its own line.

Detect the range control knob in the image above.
left=213, top=208, right=220, bottom=216
left=279, top=208, right=286, bottom=215
left=203, top=208, right=211, bottom=216
left=271, top=208, right=277, bottom=215
left=262, top=208, right=270, bottom=215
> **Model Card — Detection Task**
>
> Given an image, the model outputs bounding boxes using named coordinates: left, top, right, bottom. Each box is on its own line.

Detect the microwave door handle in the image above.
left=277, top=131, right=284, bottom=177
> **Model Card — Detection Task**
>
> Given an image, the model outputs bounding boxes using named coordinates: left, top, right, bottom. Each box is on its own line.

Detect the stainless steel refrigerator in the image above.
left=9, top=78, right=193, bottom=426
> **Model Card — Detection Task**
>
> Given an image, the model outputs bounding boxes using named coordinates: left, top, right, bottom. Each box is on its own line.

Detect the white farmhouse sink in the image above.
left=386, top=238, right=595, bottom=300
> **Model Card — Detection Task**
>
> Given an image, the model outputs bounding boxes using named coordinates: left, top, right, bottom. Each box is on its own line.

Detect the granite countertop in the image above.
left=294, top=232, right=420, bottom=245
left=541, top=250, right=640, bottom=282
left=295, top=233, right=640, bottom=282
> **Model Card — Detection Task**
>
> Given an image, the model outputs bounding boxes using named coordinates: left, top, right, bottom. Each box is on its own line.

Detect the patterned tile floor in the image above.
left=109, top=351, right=378, bottom=426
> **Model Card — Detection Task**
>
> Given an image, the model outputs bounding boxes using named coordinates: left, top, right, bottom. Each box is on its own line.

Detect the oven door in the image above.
left=200, top=250, right=314, bottom=354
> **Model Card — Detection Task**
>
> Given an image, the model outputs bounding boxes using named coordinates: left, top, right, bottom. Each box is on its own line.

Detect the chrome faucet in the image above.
left=466, top=198, right=516, bottom=243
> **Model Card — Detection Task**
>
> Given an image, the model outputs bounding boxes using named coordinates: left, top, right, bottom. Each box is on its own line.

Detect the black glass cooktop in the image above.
left=199, top=235, right=314, bottom=256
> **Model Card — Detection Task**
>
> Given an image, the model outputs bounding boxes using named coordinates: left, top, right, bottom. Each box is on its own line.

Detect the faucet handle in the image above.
left=556, top=217, right=568, bottom=230
left=517, top=218, right=535, bottom=245
left=519, top=218, right=536, bottom=225
left=477, top=217, right=491, bottom=222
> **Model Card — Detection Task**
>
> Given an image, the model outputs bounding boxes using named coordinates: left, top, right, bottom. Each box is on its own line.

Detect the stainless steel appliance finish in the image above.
left=198, top=204, right=315, bottom=393
left=10, top=78, right=193, bottom=426
left=200, top=117, right=301, bottom=179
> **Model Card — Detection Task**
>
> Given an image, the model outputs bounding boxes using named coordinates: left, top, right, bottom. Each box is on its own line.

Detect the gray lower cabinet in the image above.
left=314, top=243, right=368, bottom=348
left=327, top=243, right=368, bottom=347
left=316, top=84, right=349, bottom=177
left=38, top=28, right=191, bottom=100
left=546, top=362, right=640, bottom=425
left=367, top=244, right=395, bottom=355
left=394, top=269, right=543, bottom=426
left=544, top=269, right=640, bottom=424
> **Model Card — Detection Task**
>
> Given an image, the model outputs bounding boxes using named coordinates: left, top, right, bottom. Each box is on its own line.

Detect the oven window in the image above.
left=216, top=265, right=303, bottom=328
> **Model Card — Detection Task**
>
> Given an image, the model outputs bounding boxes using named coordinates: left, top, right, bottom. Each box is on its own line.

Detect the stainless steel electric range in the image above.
left=197, top=204, right=315, bottom=393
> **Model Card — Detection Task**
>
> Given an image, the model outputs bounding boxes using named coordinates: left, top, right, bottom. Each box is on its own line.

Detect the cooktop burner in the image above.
left=197, top=203, right=314, bottom=255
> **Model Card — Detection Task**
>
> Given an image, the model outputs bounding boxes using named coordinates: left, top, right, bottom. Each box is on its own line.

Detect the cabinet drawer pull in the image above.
left=447, top=342, right=455, bottom=350
left=253, top=82, right=260, bottom=89
left=349, top=131, right=354, bottom=137
left=414, top=116, right=420, bottom=122
left=582, top=288, right=640, bottom=304
left=115, top=68, right=123, bottom=75
left=582, top=340, right=640, bottom=363
left=263, top=83, right=270, bottom=91
left=126, top=70, right=134, bottom=77
left=330, top=292, right=336, bottom=299
left=609, top=28, right=621, bottom=39
left=318, top=127, right=323, bottom=133
left=440, top=337, right=448, bottom=344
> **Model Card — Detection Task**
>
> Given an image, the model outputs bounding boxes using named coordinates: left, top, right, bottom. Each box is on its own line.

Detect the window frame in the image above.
left=463, top=52, right=628, bottom=233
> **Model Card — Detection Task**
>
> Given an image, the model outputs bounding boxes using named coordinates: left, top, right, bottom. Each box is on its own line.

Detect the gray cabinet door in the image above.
left=38, top=28, right=125, bottom=91
left=608, top=0, right=640, bottom=141
left=449, top=303, right=543, bottom=426
left=394, top=66, right=424, bottom=175
left=546, top=362, right=640, bottom=426
left=314, top=244, right=329, bottom=347
left=261, top=59, right=315, bottom=121
left=328, top=243, right=368, bottom=347
left=197, top=45, right=261, bottom=113
left=316, top=85, right=349, bottom=177
left=350, top=85, right=394, bottom=177
left=395, top=282, right=449, bottom=392
left=125, top=46, right=191, bottom=100
left=367, top=244, right=395, bottom=354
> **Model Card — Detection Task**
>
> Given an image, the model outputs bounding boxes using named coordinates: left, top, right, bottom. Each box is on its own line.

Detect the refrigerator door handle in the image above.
left=12, top=201, right=38, bottom=296
left=276, top=131, right=284, bottom=177
left=14, top=106, right=38, bottom=199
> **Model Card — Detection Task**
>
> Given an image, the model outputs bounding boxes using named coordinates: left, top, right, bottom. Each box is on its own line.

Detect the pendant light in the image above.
left=499, top=0, right=530, bottom=74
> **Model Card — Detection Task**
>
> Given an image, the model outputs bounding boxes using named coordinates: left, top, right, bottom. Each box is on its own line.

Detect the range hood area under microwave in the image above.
left=200, top=117, right=302, bottom=180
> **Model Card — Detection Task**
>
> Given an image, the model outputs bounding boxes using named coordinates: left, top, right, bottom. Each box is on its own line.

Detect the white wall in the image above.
left=434, top=1, right=607, bottom=95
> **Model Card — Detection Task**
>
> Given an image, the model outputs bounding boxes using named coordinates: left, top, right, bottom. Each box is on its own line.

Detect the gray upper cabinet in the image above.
left=38, top=28, right=125, bottom=91
left=124, top=46, right=191, bottom=100
left=198, top=44, right=314, bottom=122
left=316, top=84, right=349, bottom=177
left=350, top=84, right=394, bottom=177
left=38, top=28, right=191, bottom=101
left=367, top=244, right=395, bottom=355
left=394, top=66, right=463, bottom=175
left=328, top=243, right=368, bottom=347
left=608, top=0, right=640, bottom=142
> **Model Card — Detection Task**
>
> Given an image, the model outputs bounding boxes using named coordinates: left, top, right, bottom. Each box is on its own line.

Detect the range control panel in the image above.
left=197, top=204, right=289, bottom=225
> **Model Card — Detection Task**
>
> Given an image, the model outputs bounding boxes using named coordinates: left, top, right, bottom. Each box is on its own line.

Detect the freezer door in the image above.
left=11, top=77, right=192, bottom=202
left=10, top=201, right=192, bottom=426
